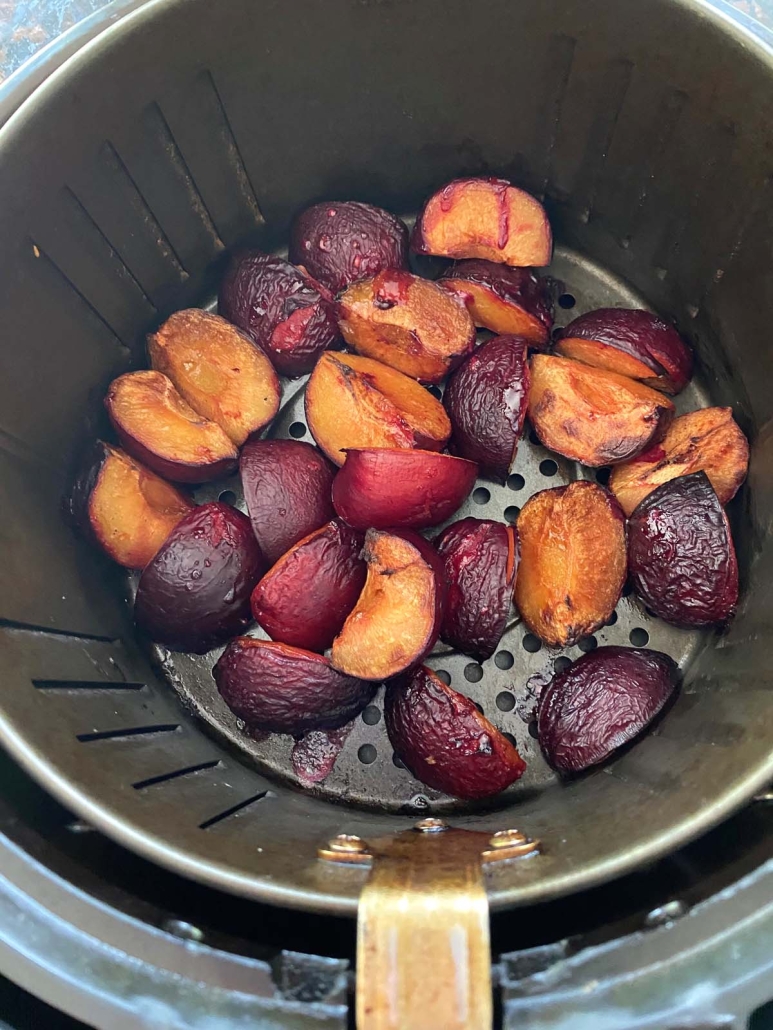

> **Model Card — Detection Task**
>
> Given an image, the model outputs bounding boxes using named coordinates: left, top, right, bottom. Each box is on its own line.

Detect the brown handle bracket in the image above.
left=319, top=819, right=540, bottom=1030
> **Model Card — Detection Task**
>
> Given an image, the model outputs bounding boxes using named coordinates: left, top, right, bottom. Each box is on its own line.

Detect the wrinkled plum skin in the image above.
left=627, top=471, right=738, bottom=627
left=557, top=308, right=692, bottom=394
left=218, top=251, right=338, bottom=375
left=440, top=261, right=553, bottom=338
left=251, top=521, right=366, bottom=653
left=385, top=666, right=526, bottom=799
left=214, top=638, right=376, bottom=734
left=538, top=646, right=679, bottom=774
left=435, top=518, right=517, bottom=660
left=240, top=439, right=336, bottom=566
left=134, top=502, right=264, bottom=654
left=289, top=201, right=409, bottom=294
left=444, top=335, right=530, bottom=480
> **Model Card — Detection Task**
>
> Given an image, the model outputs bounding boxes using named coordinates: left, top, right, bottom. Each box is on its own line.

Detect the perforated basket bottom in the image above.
left=144, top=245, right=708, bottom=815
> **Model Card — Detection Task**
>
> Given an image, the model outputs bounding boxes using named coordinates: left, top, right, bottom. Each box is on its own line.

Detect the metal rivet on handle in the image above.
left=328, top=834, right=368, bottom=853
left=414, top=817, right=448, bottom=833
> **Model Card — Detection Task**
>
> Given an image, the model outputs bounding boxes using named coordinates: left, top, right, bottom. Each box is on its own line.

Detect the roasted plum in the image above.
left=134, top=501, right=264, bottom=653
left=148, top=309, right=280, bottom=446
left=250, top=520, right=366, bottom=653
left=105, top=371, right=238, bottom=483
left=332, top=448, right=478, bottom=530
left=412, top=177, right=552, bottom=266
left=515, top=481, right=626, bottom=647
left=444, top=335, right=530, bottom=480
left=627, top=471, right=738, bottom=627
left=609, top=407, right=749, bottom=516
left=240, top=439, right=336, bottom=566
left=435, top=518, right=518, bottom=660
left=214, top=638, right=375, bottom=735
left=289, top=200, right=409, bottom=293
left=218, top=251, right=338, bottom=376
left=528, top=354, right=674, bottom=466
left=331, top=530, right=445, bottom=680
left=385, top=665, right=526, bottom=799
left=439, top=261, right=552, bottom=347
left=537, top=646, right=679, bottom=774
left=305, top=351, right=450, bottom=465
left=555, top=308, right=692, bottom=395
left=68, top=441, right=195, bottom=569
left=337, top=270, right=476, bottom=383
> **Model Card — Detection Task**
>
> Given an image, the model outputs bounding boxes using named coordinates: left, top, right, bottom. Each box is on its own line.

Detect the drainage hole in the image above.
left=528, top=719, right=539, bottom=739
left=219, top=490, right=237, bottom=505
left=606, top=610, right=618, bottom=626
left=434, top=669, right=451, bottom=685
left=539, top=459, right=558, bottom=477
left=528, top=429, right=542, bottom=446
left=494, top=650, right=514, bottom=670
left=577, top=635, right=598, bottom=652
left=504, top=505, right=520, bottom=523
left=596, top=467, right=611, bottom=486
left=392, top=752, right=406, bottom=769
left=496, top=691, right=516, bottom=712
left=629, top=627, right=650, bottom=647
left=507, top=473, right=525, bottom=491
left=622, top=582, right=633, bottom=597
left=358, top=744, right=377, bottom=765
left=426, top=384, right=443, bottom=399
left=473, top=487, right=491, bottom=505
left=503, top=732, right=518, bottom=747
left=361, top=705, right=381, bottom=726
left=464, top=663, right=484, bottom=683
left=558, top=293, right=576, bottom=309
left=289, top=421, right=307, bottom=438
left=474, top=702, right=485, bottom=715
left=554, top=656, right=572, bottom=674
left=522, top=633, right=542, bottom=653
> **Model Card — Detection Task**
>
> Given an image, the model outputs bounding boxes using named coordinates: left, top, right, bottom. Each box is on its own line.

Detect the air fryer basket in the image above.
left=0, top=0, right=771, bottom=920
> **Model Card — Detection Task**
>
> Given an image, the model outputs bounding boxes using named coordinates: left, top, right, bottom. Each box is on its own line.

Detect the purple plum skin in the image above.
left=218, top=250, right=338, bottom=376
left=627, top=471, right=739, bottom=628
left=134, top=502, right=264, bottom=654
left=289, top=201, right=409, bottom=294
left=538, top=646, right=679, bottom=774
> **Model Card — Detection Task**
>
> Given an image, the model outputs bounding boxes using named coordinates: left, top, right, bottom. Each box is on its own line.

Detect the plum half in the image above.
left=385, top=665, right=526, bottom=799
left=219, top=251, right=338, bottom=376
left=555, top=308, right=692, bottom=395
left=337, top=270, right=476, bottom=383
left=250, top=520, right=366, bottom=653
left=148, top=308, right=280, bottom=446
left=412, top=177, right=552, bottom=266
left=435, top=518, right=518, bottom=661
left=528, top=354, right=674, bottom=466
left=289, top=200, right=409, bottom=293
left=215, top=638, right=375, bottom=735
left=515, top=481, right=627, bottom=647
left=105, top=370, right=238, bottom=483
left=537, top=646, right=679, bottom=774
left=305, top=351, right=450, bottom=466
left=439, top=261, right=553, bottom=347
left=627, top=471, right=738, bottom=627
left=68, top=441, right=195, bottom=569
left=134, top=501, right=264, bottom=653
left=609, top=406, right=749, bottom=516
left=331, top=529, right=446, bottom=681
left=240, top=439, right=336, bottom=567
left=332, top=448, right=478, bottom=530
left=444, top=334, right=530, bottom=481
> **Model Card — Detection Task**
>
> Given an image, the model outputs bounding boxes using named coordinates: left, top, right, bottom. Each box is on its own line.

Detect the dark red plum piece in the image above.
left=537, top=646, right=679, bottom=774
left=240, top=439, right=336, bottom=566
left=439, top=261, right=552, bottom=347
left=435, top=518, right=518, bottom=660
left=444, top=334, right=530, bottom=481
left=385, top=666, right=526, bottom=799
left=134, top=502, right=265, bottom=654
left=250, top=520, right=366, bottom=653
left=332, top=448, right=478, bottom=530
left=555, top=308, right=693, bottom=395
left=627, top=471, right=738, bottom=627
left=214, top=638, right=375, bottom=735
left=219, top=251, right=338, bottom=376
left=289, top=200, right=409, bottom=293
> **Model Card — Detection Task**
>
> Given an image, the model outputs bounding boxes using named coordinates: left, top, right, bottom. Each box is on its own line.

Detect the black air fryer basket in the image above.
left=0, top=0, right=772, bottom=1025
